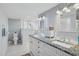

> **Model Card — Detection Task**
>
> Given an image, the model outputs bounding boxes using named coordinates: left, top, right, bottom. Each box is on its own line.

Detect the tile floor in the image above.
left=6, top=45, right=30, bottom=56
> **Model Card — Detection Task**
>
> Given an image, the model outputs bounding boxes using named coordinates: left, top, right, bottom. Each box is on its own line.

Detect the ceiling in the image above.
left=0, top=3, right=58, bottom=19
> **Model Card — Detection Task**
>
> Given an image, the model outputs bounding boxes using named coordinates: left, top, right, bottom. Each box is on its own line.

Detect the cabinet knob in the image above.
left=38, top=41, right=39, bottom=44
left=38, top=47, right=40, bottom=48
left=30, top=41, right=33, bottom=43
left=38, top=51, right=40, bottom=54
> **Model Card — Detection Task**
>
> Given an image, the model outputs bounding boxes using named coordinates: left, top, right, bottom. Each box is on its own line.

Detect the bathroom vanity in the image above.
left=29, top=34, right=79, bottom=56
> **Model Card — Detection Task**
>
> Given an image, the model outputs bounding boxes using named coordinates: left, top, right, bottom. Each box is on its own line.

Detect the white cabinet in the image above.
left=38, top=41, right=57, bottom=56
left=30, top=37, right=39, bottom=56
left=30, top=36, right=71, bottom=56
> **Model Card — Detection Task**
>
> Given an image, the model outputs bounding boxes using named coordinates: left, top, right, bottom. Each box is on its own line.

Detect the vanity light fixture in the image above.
left=38, top=17, right=42, bottom=21
left=63, top=7, right=68, bottom=12
left=56, top=10, right=60, bottom=14
left=42, top=16, right=46, bottom=19
left=63, top=7, right=71, bottom=13
left=73, top=3, right=79, bottom=10
left=38, top=16, right=46, bottom=20
left=66, top=8, right=71, bottom=12
left=56, top=10, right=62, bottom=15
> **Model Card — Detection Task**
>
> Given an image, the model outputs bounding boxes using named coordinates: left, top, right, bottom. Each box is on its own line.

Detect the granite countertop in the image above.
left=29, top=34, right=79, bottom=56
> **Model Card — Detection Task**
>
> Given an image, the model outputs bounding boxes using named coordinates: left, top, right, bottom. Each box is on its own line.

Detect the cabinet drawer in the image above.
left=30, top=37, right=70, bottom=56
left=39, top=49, right=50, bottom=56
left=38, top=41, right=70, bottom=56
left=39, top=41, right=57, bottom=56
left=56, top=49, right=71, bottom=56
left=31, top=44, right=39, bottom=56
left=30, top=37, right=40, bottom=56
left=39, top=48, right=57, bottom=56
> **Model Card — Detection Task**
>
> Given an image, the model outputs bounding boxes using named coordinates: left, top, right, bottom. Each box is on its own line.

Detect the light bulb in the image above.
left=56, top=10, right=62, bottom=15
left=38, top=17, right=42, bottom=20
left=66, top=9, right=71, bottom=12
left=63, top=7, right=68, bottom=11
left=63, top=7, right=71, bottom=13
left=56, top=10, right=60, bottom=14
left=73, top=4, right=79, bottom=10
left=42, top=16, right=46, bottom=19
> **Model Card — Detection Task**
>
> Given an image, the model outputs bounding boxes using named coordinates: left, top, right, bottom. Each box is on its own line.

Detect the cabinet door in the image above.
left=30, top=38, right=34, bottom=53
left=56, top=48, right=71, bottom=56
left=46, top=44, right=70, bottom=56
left=30, top=37, right=39, bottom=56
left=44, top=44, right=58, bottom=56
left=33, top=40, right=40, bottom=56
left=30, top=37, right=70, bottom=56
left=38, top=41, right=70, bottom=56
left=30, top=38, right=34, bottom=54
left=30, top=38, right=36, bottom=55
left=38, top=42, right=48, bottom=56
left=39, top=41, right=57, bottom=56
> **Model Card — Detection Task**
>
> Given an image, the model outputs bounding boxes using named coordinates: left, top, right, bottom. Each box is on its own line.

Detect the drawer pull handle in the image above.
left=38, top=51, right=40, bottom=54
left=38, top=41, right=39, bottom=44
left=38, top=47, right=40, bottom=48
left=30, top=41, right=33, bottom=43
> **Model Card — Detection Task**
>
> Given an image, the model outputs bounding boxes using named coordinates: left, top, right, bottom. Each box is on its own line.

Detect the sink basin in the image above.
left=52, top=40, right=73, bottom=48
left=34, top=35, right=39, bottom=37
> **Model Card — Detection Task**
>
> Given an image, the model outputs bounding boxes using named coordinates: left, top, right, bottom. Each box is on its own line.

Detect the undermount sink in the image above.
left=52, top=40, right=73, bottom=48
left=34, top=35, right=39, bottom=37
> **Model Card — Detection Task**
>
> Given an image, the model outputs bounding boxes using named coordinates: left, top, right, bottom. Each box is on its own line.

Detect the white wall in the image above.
left=0, top=9, right=8, bottom=56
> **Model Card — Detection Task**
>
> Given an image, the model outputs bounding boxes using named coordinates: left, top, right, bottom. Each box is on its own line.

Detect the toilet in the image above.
left=13, top=32, right=18, bottom=45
